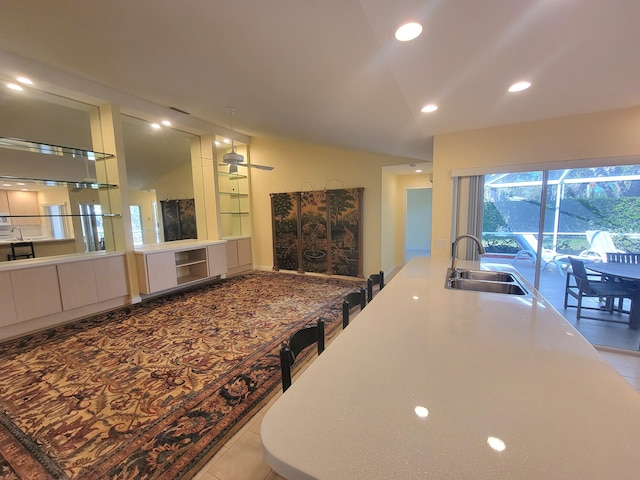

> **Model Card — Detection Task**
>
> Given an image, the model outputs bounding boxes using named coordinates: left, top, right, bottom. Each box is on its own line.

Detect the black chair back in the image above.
left=8, top=241, right=35, bottom=261
left=607, top=252, right=640, bottom=264
left=280, top=319, right=325, bottom=392
left=342, top=288, right=366, bottom=328
left=367, top=271, right=385, bottom=303
left=569, top=258, right=595, bottom=295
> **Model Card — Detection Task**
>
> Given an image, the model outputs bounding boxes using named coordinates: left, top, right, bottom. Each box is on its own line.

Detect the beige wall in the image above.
left=248, top=136, right=413, bottom=277
left=431, top=106, right=640, bottom=258
left=394, top=173, right=432, bottom=265
left=151, top=163, right=194, bottom=203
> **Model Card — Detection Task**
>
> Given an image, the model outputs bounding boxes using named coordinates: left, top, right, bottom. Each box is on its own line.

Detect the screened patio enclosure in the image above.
left=483, top=165, right=640, bottom=260
left=477, top=164, right=640, bottom=351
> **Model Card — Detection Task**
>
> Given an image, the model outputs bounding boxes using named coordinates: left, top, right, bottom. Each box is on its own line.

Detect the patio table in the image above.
left=586, top=262, right=640, bottom=328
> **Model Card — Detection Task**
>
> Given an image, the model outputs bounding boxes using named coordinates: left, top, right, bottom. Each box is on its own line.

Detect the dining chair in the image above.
left=566, top=258, right=635, bottom=323
left=8, top=241, right=35, bottom=261
left=367, top=271, right=384, bottom=303
left=607, top=252, right=640, bottom=265
left=280, top=319, right=325, bottom=392
left=342, top=288, right=366, bottom=328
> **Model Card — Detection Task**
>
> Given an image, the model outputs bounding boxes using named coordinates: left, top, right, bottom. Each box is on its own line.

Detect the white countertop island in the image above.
left=261, top=257, right=640, bottom=479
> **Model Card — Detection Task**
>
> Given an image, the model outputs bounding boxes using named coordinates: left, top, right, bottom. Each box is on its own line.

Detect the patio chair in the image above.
left=280, top=319, right=325, bottom=392
left=583, top=230, right=626, bottom=262
left=606, top=252, right=640, bottom=264
left=565, top=258, right=635, bottom=324
left=512, top=234, right=569, bottom=275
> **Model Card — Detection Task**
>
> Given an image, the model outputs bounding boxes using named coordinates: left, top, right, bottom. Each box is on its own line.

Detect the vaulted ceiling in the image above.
left=1, top=0, right=640, bottom=164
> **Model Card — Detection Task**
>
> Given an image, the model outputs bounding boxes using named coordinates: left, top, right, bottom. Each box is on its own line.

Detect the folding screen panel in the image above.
left=271, top=188, right=363, bottom=278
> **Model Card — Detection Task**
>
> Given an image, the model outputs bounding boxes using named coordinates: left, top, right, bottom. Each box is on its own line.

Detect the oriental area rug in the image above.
left=0, top=271, right=364, bottom=479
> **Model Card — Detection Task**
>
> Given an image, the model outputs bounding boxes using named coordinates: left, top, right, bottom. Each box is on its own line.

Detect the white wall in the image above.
left=431, top=106, right=640, bottom=258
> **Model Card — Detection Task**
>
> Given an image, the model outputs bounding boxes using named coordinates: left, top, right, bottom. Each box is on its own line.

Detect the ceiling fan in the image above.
left=220, top=107, right=273, bottom=173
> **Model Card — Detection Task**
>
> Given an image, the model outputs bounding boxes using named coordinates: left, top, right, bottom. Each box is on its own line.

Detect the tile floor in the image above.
left=193, top=346, right=640, bottom=480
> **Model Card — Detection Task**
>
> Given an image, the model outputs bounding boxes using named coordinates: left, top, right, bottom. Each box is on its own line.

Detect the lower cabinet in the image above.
left=1, top=253, right=128, bottom=330
left=11, top=265, right=63, bottom=322
left=57, top=256, right=129, bottom=310
left=135, top=241, right=227, bottom=295
left=0, top=271, right=18, bottom=327
left=226, top=237, right=253, bottom=276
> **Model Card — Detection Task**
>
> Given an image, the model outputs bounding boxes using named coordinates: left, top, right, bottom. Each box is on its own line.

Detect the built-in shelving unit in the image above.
left=175, top=248, right=208, bottom=285
left=217, top=168, right=251, bottom=238
left=134, top=241, right=227, bottom=295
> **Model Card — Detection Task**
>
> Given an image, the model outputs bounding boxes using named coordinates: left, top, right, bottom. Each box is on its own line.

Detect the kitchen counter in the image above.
left=133, top=238, right=226, bottom=253
left=0, top=236, right=64, bottom=244
left=261, top=256, right=640, bottom=479
left=0, top=249, right=118, bottom=271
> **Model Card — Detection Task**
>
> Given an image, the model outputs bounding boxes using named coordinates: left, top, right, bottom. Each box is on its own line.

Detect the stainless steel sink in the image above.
left=447, top=278, right=527, bottom=295
left=457, top=270, right=515, bottom=282
left=445, top=268, right=530, bottom=296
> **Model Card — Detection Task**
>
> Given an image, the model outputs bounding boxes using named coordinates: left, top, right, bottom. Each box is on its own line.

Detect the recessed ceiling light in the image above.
left=421, top=104, right=438, bottom=113
left=415, top=169, right=423, bottom=173
left=16, top=76, right=33, bottom=85
left=6, top=83, right=23, bottom=91
left=214, top=141, right=221, bottom=146
left=395, top=22, right=423, bottom=42
left=508, top=81, right=531, bottom=93
left=223, top=138, right=231, bottom=144
left=161, top=120, right=171, bottom=126
left=150, top=123, right=161, bottom=129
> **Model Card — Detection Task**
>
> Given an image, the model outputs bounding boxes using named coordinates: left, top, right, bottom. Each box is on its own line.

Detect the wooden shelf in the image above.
left=135, top=242, right=227, bottom=295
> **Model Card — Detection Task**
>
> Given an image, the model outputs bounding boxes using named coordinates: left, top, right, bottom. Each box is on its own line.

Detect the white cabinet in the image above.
left=0, top=253, right=129, bottom=341
left=0, top=271, right=17, bottom=327
left=141, top=251, right=178, bottom=293
left=95, top=255, right=129, bottom=301
left=135, top=241, right=228, bottom=295
left=57, top=255, right=128, bottom=310
left=0, top=191, right=9, bottom=212
left=226, top=237, right=253, bottom=276
left=207, top=243, right=228, bottom=278
left=7, top=190, right=40, bottom=225
left=11, top=265, right=63, bottom=321
left=58, top=259, right=99, bottom=310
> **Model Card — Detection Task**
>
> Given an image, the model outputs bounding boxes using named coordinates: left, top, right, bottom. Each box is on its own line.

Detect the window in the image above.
left=43, top=204, right=69, bottom=239
left=130, top=204, right=143, bottom=246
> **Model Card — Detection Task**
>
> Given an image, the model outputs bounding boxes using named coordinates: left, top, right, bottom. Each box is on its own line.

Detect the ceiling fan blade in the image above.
left=247, top=164, right=274, bottom=171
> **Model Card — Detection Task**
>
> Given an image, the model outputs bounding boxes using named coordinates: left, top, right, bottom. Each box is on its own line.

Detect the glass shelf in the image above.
left=0, top=175, right=118, bottom=190
left=0, top=137, right=114, bottom=160
left=5, top=213, right=122, bottom=218
left=219, top=191, right=249, bottom=197
left=217, top=170, right=247, bottom=179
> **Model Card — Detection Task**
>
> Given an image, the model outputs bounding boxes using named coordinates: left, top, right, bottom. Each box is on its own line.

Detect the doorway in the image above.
left=405, top=188, right=432, bottom=261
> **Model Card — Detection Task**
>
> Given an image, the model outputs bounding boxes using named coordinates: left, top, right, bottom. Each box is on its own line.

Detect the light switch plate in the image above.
left=436, top=239, right=448, bottom=249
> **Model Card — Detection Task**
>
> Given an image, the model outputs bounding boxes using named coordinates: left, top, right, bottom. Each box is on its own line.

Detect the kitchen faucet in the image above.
left=11, top=226, right=23, bottom=241
left=450, top=234, right=485, bottom=272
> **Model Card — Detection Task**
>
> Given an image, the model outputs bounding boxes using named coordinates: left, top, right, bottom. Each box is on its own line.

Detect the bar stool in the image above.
left=8, top=241, right=35, bottom=261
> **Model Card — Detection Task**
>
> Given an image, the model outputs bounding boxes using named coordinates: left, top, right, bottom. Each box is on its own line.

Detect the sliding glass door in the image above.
left=479, top=163, right=640, bottom=351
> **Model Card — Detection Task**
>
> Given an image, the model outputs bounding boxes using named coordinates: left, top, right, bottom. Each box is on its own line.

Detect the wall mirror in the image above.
left=121, top=114, right=197, bottom=246
left=0, top=84, right=119, bottom=260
